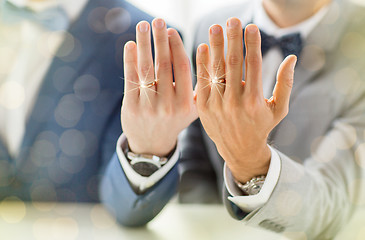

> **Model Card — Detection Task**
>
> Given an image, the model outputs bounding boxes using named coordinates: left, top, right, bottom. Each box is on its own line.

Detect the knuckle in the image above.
left=124, top=59, right=135, bottom=65
left=179, top=102, right=192, bottom=116
left=280, top=106, right=289, bottom=118
left=169, top=34, right=180, bottom=47
left=211, top=60, right=224, bottom=73
left=154, top=34, right=168, bottom=44
left=246, top=54, right=262, bottom=65
left=284, top=107, right=289, bottom=117
left=197, top=64, right=209, bottom=77
left=227, top=54, right=243, bottom=66
left=284, top=78, right=294, bottom=89
left=225, top=101, right=240, bottom=115
left=207, top=104, right=216, bottom=113
left=226, top=94, right=239, bottom=106
left=139, top=64, right=153, bottom=76
left=158, top=104, right=174, bottom=117
left=197, top=99, right=208, bottom=112
left=156, top=60, right=172, bottom=71
left=227, top=31, right=241, bottom=40
left=177, top=58, right=191, bottom=72
left=246, top=38, right=261, bottom=46
left=129, top=107, right=139, bottom=118
left=210, top=39, right=224, bottom=48
left=242, top=97, right=259, bottom=113
left=124, top=73, right=137, bottom=83
left=144, top=106, right=157, bottom=117
left=137, top=34, right=150, bottom=45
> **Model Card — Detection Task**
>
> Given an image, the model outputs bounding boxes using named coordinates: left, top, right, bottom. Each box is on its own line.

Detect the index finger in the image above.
left=168, top=28, right=193, bottom=98
left=244, top=24, right=263, bottom=98
left=225, top=18, right=244, bottom=96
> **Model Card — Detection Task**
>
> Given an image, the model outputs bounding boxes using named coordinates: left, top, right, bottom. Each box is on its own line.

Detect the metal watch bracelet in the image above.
left=234, top=175, right=266, bottom=195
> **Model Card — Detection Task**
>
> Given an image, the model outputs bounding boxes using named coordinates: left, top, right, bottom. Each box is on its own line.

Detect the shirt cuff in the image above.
left=223, top=145, right=281, bottom=212
left=116, top=134, right=180, bottom=192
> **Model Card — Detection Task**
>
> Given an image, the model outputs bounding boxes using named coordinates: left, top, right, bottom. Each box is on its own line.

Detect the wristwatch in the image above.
left=234, top=175, right=266, bottom=195
left=125, top=146, right=173, bottom=177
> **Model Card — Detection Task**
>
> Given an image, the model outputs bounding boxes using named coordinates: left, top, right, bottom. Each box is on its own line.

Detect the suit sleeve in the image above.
left=99, top=152, right=179, bottom=227
left=224, top=83, right=365, bottom=239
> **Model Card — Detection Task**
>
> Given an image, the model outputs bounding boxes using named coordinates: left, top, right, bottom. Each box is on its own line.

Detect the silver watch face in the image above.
left=244, top=178, right=265, bottom=195
left=248, top=183, right=264, bottom=195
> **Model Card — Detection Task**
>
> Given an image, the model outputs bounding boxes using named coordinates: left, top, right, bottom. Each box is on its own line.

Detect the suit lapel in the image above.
left=270, top=0, right=352, bottom=141
left=290, top=0, right=350, bottom=101
left=14, top=0, right=109, bottom=166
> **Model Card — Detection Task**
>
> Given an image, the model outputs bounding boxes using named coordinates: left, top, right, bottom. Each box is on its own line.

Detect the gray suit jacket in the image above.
left=179, top=0, right=365, bottom=238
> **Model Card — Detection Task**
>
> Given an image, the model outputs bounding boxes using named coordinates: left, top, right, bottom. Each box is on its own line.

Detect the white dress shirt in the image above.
left=118, top=0, right=330, bottom=211
left=0, top=0, right=88, bottom=157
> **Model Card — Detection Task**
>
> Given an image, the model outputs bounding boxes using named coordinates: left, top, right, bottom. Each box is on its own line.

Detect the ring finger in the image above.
left=209, top=24, right=226, bottom=102
left=136, top=21, right=156, bottom=105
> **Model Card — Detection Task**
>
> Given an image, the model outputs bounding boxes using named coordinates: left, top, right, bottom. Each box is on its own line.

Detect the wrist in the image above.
left=229, top=144, right=271, bottom=183
left=127, top=137, right=177, bottom=157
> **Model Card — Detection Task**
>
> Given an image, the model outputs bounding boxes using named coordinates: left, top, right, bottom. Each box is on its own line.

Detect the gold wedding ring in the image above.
left=211, top=77, right=226, bottom=84
left=140, top=79, right=158, bottom=88
left=217, top=77, right=226, bottom=83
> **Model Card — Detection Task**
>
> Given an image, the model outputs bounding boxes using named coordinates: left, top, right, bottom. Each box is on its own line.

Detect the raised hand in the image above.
left=195, top=18, right=297, bottom=183
left=122, top=18, right=198, bottom=157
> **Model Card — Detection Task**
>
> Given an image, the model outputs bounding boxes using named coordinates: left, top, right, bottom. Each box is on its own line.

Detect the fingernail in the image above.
left=290, top=55, right=298, bottom=69
left=227, top=18, right=239, bottom=27
left=246, top=24, right=258, bottom=33
left=154, top=18, right=165, bottom=29
left=198, top=44, right=206, bottom=53
left=139, top=22, right=149, bottom=32
left=167, top=28, right=176, bottom=36
left=210, top=25, right=221, bottom=35
left=125, top=41, right=134, bottom=50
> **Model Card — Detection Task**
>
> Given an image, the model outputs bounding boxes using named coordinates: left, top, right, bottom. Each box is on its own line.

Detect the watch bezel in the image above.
left=235, top=175, right=266, bottom=195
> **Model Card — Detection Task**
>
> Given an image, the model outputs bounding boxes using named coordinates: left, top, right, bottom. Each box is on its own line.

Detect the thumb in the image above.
left=272, top=55, right=297, bottom=117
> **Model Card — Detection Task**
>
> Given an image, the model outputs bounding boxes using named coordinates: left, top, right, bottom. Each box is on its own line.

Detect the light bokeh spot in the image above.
left=311, top=135, right=337, bottom=163
left=54, top=94, right=84, bottom=128
left=105, top=7, right=131, bottom=34
left=333, top=67, right=361, bottom=95
left=30, top=139, right=57, bottom=167
left=0, top=196, right=26, bottom=224
left=73, top=74, right=100, bottom=102
left=59, top=129, right=86, bottom=157
left=88, top=7, right=108, bottom=33
left=331, top=123, right=357, bottom=150
left=340, top=32, right=365, bottom=60
left=53, top=66, right=76, bottom=93
left=59, top=154, right=86, bottom=174
left=275, top=190, right=303, bottom=217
